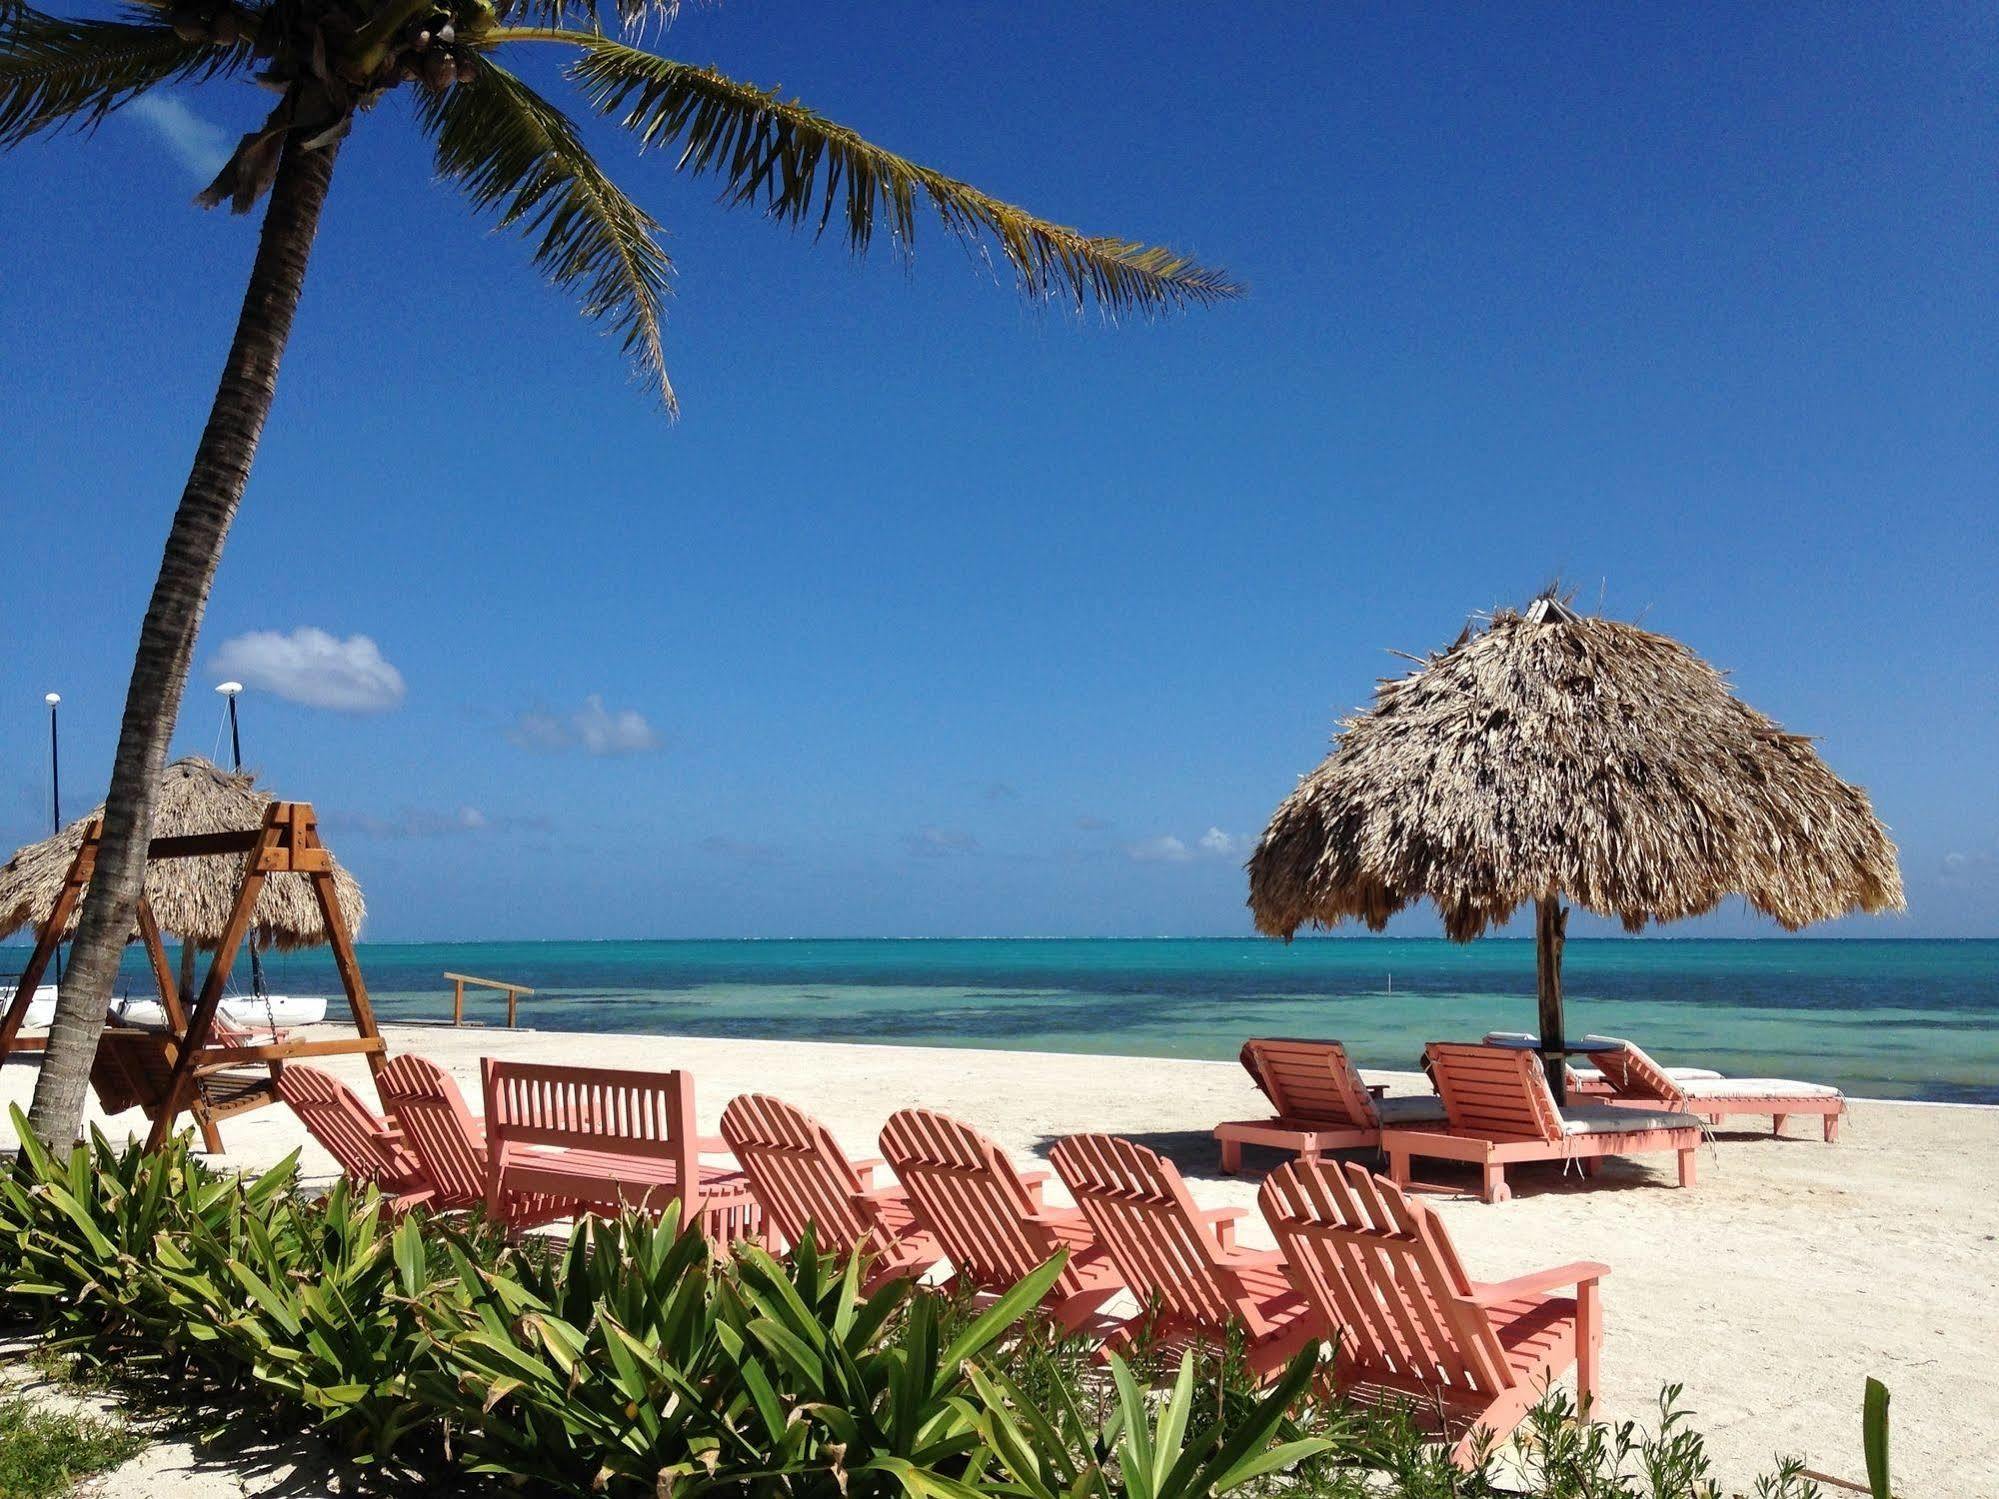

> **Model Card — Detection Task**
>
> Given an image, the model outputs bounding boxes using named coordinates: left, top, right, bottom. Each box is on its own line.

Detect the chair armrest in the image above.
left=1018, top=1166, right=1051, bottom=1208
left=1200, top=1204, right=1247, bottom=1250
left=1468, top=1261, right=1611, bottom=1305
left=695, top=1133, right=731, bottom=1154
left=850, top=1155, right=888, bottom=1183
left=1367, top=1084, right=1389, bottom=1098
left=1221, top=1248, right=1286, bottom=1270
left=855, top=1184, right=906, bottom=1206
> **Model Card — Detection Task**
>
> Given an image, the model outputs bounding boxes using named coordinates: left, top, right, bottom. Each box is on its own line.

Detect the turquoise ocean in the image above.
left=93, top=938, right=1998, bottom=1105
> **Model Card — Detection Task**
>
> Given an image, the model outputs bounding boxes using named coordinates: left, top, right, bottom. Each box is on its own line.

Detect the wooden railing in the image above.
left=445, top=972, right=534, bottom=1028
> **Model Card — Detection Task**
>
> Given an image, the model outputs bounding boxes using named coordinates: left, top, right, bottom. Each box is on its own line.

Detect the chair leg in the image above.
left=1481, top=1161, right=1509, bottom=1204
left=1218, top=1136, right=1241, bottom=1174
left=1824, top=1113, right=1841, bottom=1143
left=192, top=1104, right=223, bottom=1155
left=1575, top=1278, right=1601, bottom=1411
left=1677, top=1147, right=1696, bottom=1188
left=1579, top=1156, right=1601, bottom=1178
left=1386, top=1145, right=1411, bottom=1187
left=1771, top=1112, right=1788, bottom=1138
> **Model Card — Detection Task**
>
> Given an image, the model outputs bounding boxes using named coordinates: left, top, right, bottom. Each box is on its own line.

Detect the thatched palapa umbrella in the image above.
left=1247, top=596, right=1903, bottom=1100
left=0, top=757, right=365, bottom=959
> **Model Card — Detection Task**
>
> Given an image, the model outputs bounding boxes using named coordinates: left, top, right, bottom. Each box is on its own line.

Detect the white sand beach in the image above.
left=5, top=1025, right=1997, bottom=1497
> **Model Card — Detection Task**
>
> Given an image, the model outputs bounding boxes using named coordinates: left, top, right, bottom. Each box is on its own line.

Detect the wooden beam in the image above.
left=147, top=809, right=281, bottom=1150
left=134, top=899, right=188, bottom=1034
left=197, top=1035, right=386, bottom=1064
left=145, top=829, right=263, bottom=860
left=296, top=802, right=385, bottom=1082
left=0, top=823, right=97, bottom=1056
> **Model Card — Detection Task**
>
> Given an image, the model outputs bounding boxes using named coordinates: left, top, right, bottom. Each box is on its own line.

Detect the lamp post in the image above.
left=217, top=681, right=244, bottom=770
left=214, top=681, right=265, bottom=998
left=44, top=694, right=61, bottom=983
left=43, top=693, right=60, bottom=831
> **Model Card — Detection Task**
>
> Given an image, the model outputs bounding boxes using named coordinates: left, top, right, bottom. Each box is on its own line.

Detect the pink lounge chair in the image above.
left=720, top=1094, right=942, bottom=1290
left=376, top=1054, right=567, bottom=1226
left=1260, top=1157, right=1607, bottom=1467
left=1049, top=1133, right=1317, bottom=1378
left=274, top=1065, right=434, bottom=1211
left=1384, top=1043, right=1703, bottom=1204
left=1215, top=1038, right=1446, bottom=1173
left=880, top=1107, right=1124, bottom=1333
left=1480, top=1032, right=1721, bottom=1097
left=483, top=1060, right=762, bottom=1246
left=1581, top=1036, right=1846, bottom=1142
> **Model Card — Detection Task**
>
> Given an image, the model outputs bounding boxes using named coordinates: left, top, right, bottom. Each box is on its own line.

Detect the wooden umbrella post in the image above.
left=1535, top=895, right=1568, bottom=1104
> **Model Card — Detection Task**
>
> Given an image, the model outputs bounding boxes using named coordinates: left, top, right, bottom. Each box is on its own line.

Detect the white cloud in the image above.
left=904, top=826, right=980, bottom=858
left=510, top=695, right=662, bottom=756
left=211, top=628, right=406, bottom=713
left=328, top=804, right=542, bottom=840
left=1129, top=828, right=1251, bottom=864
left=129, top=95, right=230, bottom=179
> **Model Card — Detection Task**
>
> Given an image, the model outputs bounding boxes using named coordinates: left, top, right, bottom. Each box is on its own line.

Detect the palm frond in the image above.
left=416, top=57, right=676, bottom=409
left=556, top=36, right=1240, bottom=314
left=0, top=11, right=250, bottom=147
left=492, top=0, right=677, bottom=39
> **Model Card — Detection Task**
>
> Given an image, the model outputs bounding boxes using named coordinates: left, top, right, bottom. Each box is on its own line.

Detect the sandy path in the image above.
left=5, top=1025, right=1996, bottom=1496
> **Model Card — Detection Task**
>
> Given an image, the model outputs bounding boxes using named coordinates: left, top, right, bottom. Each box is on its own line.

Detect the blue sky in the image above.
left=1, top=3, right=1993, bottom=940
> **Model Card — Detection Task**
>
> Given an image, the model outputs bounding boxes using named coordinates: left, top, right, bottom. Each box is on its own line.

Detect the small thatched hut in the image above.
left=0, top=757, right=365, bottom=952
left=1248, top=595, right=1903, bottom=1095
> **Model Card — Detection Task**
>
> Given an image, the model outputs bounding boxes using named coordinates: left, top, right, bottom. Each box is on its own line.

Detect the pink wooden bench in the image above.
left=721, top=1093, right=941, bottom=1291
left=880, top=1107, right=1123, bottom=1333
left=1049, top=1132, right=1317, bottom=1378
left=1261, top=1157, right=1607, bottom=1466
left=274, top=1064, right=433, bottom=1211
left=1384, top=1043, right=1703, bottom=1204
left=1215, top=1038, right=1446, bottom=1172
left=483, top=1059, right=763, bottom=1246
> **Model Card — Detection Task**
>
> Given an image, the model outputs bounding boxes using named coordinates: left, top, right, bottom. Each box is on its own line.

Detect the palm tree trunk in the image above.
left=24, top=135, right=340, bottom=1149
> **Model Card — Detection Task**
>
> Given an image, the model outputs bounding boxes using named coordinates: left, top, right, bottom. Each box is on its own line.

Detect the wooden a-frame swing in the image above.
left=0, top=801, right=385, bottom=1152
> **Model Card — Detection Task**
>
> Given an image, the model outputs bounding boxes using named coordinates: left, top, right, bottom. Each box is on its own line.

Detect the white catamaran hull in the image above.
left=112, top=994, right=328, bottom=1029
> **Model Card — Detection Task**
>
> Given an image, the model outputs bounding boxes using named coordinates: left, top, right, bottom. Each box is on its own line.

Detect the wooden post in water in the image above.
left=1535, top=895, right=1569, bottom=1104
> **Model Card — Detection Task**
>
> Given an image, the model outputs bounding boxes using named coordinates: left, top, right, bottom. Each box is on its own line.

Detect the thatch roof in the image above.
left=1249, top=598, right=1904, bottom=941
left=0, top=757, right=365, bottom=950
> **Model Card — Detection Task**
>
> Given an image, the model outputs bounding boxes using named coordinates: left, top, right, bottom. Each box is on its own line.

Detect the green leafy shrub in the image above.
left=2, top=1112, right=1837, bottom=1499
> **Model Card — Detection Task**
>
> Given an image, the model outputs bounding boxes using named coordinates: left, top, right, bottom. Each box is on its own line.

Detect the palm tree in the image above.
left=2, top=0, right=1234, bottom=1148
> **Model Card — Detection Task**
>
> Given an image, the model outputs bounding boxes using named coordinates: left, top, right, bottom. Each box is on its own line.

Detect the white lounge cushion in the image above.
left=1375, top=1094, right=1448, bottom=1126
left=1677, top=1078, right=1841, bottom=1100
left=1571, top=1063, right=1724, bottom=1083
left=1558, top=1103, right=1704, bottom=1137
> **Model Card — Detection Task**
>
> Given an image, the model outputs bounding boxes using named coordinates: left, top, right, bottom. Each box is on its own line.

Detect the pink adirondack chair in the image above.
left=1259, top=1157, right=1607, bottom=1467
left=375, top=1054, right=568, bottom=1228
left=1215, top=1038, right=1446, bottom=1172
left=1384, top=1044, right=1703, bottom=1204
left=880, top=1107, right=1123, bottom=1333
left=1576, top=1037, right=1846, bottom=1142
left=1048, top=1133, right=1318, bottom=1378
left=483, top=1059, right=762, bottom=1246
left=274, top=1065, right=433, bottom=1211
left=720, top=1094, right=942, bottom=1290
